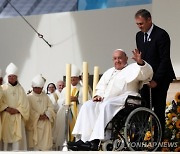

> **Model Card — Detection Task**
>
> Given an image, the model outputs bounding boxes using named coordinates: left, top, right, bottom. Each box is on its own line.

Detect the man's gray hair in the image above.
left=113, top=49, right=127, bottom=56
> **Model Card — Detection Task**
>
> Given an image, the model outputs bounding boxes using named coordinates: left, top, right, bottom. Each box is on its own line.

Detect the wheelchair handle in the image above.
left=149, top=88, right=152, bottom=110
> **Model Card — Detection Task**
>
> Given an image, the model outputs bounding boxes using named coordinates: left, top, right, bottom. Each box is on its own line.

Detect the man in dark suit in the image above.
left=134, top=9, right=176, bottom=140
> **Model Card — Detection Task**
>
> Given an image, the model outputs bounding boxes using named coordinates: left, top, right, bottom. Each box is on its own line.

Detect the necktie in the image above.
left=144, top=33, right=148, bottom=43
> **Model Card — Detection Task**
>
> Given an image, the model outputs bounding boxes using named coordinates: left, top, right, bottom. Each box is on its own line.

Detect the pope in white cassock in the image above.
left=53, top=65, right=92, bottom=150
left=69, top=49, right=153, bottom=151
left=0, top=63, right=29, bottom=151
left=26, top=74, right=56, bottom=151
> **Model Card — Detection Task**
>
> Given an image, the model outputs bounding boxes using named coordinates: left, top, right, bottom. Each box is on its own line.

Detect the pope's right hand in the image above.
left=93, top=95, right=103, bottom=102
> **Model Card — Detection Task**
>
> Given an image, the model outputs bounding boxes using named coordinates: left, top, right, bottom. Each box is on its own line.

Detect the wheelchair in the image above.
left=101, top=95, right=162, bottom=152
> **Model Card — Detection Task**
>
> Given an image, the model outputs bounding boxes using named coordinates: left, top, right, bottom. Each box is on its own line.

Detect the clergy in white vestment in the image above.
left=55, top=80, right=65, bottom=100
left=0, top=63, right=29, bottom=151
left=53, top=65, right=92, bottom=149
left=26, top=74, right=56, bottom=151
left=69, top=49, right=153, bottom=151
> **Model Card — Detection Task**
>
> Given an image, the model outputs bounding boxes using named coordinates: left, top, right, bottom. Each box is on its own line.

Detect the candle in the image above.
left=65, top=64, right=71, bottom=105
left=82, top=62, right=88, bottom=102
left=93, top=66, right=99, bottom=97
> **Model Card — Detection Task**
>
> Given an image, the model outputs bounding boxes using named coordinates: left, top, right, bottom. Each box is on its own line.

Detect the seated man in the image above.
left=69, top=49, right=153, bottom=150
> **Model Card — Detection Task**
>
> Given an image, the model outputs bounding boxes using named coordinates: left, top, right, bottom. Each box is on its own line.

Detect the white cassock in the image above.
left=0, top=83, right=29, bottom=150
left=72, top=62, right=153, bottom=142
left=53, top=83, right=92, bottom=149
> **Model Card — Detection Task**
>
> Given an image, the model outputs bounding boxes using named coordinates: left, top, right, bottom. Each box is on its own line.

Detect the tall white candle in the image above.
left=65, top=64, right=71, bottom=105
left=82, top=62, right=88, bottom=102
left=93, top=66, right=99, bottom=97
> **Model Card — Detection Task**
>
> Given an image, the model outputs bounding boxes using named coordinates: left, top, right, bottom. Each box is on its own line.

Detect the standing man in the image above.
left=55, top=80, right=65, bottom=99
left=53, top=65, right=82, bottom=150
left=26, top=74, right=55, bottom=151
left=0, top=63, right=29, bottom=150
left=135, top=9, right=176, bottom=138
left=54, top=65, right=92, bottom=149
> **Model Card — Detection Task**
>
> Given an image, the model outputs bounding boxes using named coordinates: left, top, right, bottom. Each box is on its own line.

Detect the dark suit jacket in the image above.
left=136, top=25, right=176, bottom=84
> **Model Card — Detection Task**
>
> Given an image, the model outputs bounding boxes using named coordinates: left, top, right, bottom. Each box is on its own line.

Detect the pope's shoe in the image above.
left=79, top=139, right=100, bottom=151
left=68, top=139, right=84, bottom=146
left=68, top=140, right=84, bottom=151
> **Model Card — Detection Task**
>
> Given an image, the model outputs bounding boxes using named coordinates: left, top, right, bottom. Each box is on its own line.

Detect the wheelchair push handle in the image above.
left=149, top=87, right=152, bottom=110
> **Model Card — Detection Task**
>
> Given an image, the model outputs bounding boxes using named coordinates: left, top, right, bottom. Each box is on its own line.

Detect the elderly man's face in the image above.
left=71, top=77, right=80, bottom=86
left=135, top=16, right=152, bottom=33
left=57, top=81, right=65, bottom=92
left=8, top=75, right=17, bottom=85
left=113, top=50, right=128, bottom=70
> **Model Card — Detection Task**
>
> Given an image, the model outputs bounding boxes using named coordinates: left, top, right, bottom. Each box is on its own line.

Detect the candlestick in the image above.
left=82, top=62, right=88, bottom=102
left=65, top=64, right=71, bottom=105
left=93, top=66, right=99, bottom=97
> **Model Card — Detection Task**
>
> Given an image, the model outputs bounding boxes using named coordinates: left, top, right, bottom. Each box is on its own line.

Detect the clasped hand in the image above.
left=39, top=114, right=49, bottom=120
left=71, top=96, right=78, bottom=102
left=5, top=107, right=20, bottom=115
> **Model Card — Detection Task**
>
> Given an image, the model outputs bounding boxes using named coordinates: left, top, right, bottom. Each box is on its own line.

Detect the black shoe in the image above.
left=90, top=139, right=100, bottom=151
left=79, top=139, right=100, bottom=151
left=68, top=145, right=79, bottom=151
left=68, top=139, right=84, bottom=146
left=68, top=140, right=85, bottom=151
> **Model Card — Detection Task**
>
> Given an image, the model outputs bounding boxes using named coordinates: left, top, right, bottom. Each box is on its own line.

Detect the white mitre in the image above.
left=6, top=62, right=18, bottom=76
left=71, top=64, right=80, bottom=77
left=32, top=74, right=45, bottom=88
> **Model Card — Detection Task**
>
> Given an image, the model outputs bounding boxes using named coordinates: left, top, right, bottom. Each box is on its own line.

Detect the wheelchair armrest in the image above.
left=125, top=95, right=142, bottom=108
left=126, top=95, right=142, bottom=101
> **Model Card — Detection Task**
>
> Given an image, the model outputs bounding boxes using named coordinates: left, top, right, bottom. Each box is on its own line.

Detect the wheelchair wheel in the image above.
left=124, top=107, right=162, bottom=151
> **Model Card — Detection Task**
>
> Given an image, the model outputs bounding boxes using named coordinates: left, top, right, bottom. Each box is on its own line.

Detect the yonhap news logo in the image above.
left=127, top=141, right=178, bottom=148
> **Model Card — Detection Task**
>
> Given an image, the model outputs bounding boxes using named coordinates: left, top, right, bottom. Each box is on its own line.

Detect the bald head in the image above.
left=112, top=49, right=128, bottom=70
